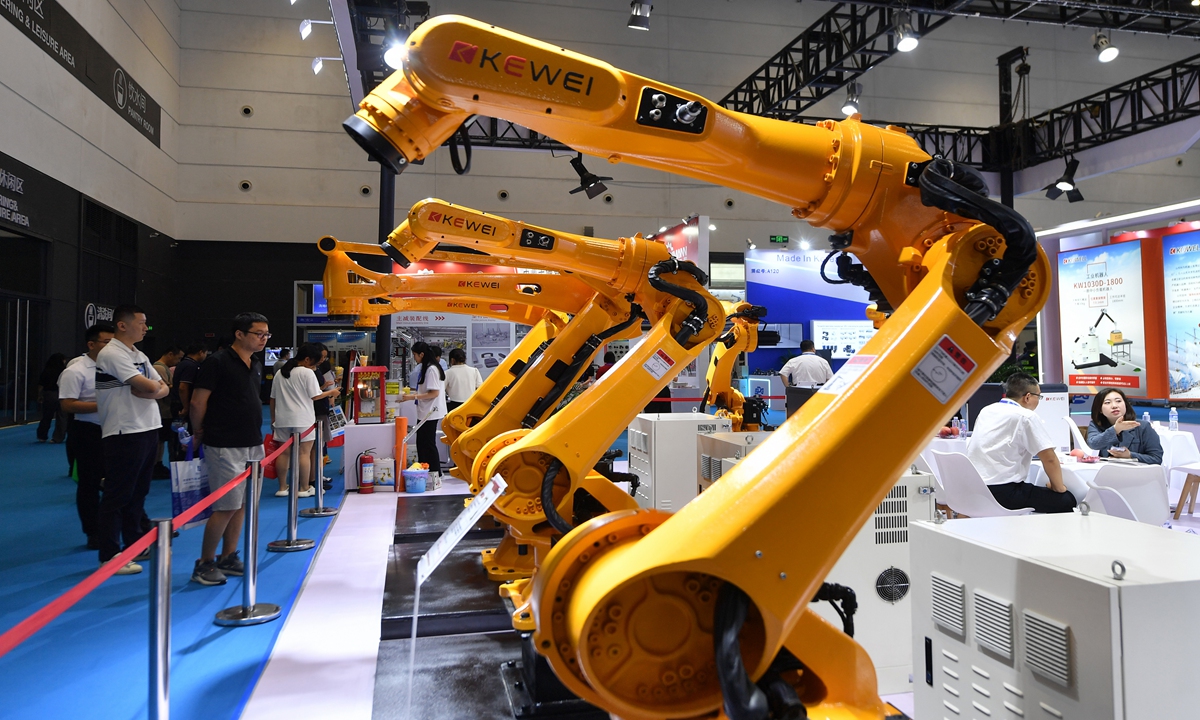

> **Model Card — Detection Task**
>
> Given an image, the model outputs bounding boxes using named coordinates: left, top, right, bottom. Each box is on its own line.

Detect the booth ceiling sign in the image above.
left=0, top=0, right=161, bottom=146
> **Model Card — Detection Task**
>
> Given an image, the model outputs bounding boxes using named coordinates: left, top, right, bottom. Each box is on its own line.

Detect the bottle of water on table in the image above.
left=1170, top=406, right=1179, bottom=432
left=1143, top=411, right=1151, bottom=425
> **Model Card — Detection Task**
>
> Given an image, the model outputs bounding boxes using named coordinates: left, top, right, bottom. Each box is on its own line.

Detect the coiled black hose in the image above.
left=918, top=157, right=1038, bottom=324
left=648, top=258, right=710, bottom=345
left=540, top=459, right=573, bottom=534
left=715, top=584, right=770, bottom=720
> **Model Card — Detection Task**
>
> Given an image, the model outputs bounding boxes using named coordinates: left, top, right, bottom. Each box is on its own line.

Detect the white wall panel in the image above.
left=4, top=0, right=1200, bottom=250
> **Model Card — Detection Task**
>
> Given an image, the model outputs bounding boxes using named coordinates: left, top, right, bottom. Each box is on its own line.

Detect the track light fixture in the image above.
left=841, top=82, right=862, bottom=116
left=312, top=56, right=342, bottom=75
left=746, top=238, right=756, bottom=250
left=568, top=153, right=613, bottom=199
left=299, top=19, right=332, bottom=40
left=383, top=22, right=410, bottom=70
left=894, top=10, right=919, bottom=52
left=628, top=1, right=652, bottom=31
left=1093, top=32, right=1119, bottom=63
left=799, top=239, right=812, bottom=250
left=1044, top=157, right=1084, bottom=203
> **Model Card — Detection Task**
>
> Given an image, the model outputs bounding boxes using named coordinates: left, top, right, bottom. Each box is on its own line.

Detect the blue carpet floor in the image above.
left=0, top=414, right=344, bottom=720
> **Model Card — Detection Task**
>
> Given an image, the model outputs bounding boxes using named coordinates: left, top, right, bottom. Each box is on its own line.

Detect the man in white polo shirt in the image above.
left=94, top=305, right=169, bottom=574
left=966, top=372, right=1075, bottom=514
left=779, top=340, right=833, bottom=387
left=59, top=322, right=115, bottom=550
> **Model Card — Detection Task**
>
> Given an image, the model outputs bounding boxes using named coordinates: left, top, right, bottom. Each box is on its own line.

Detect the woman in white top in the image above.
left=401, top=342, right=447, bottom=474
left=270, top=344, right=340, bottom=497
left=444, top=348, right=483, bottom=412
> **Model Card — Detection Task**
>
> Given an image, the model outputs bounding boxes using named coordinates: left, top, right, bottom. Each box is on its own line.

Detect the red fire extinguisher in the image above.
left=357, top=449, right=375, bottom=494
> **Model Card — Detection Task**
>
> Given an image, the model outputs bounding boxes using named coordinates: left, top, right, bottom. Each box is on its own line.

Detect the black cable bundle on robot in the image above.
left=812, top=582, right=858, bottom=638
left=647, top=258, right=710, bottom=345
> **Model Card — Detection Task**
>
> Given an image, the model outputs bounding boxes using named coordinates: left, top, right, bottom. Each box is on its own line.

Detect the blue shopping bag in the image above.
left=170, top=440, right=211, bottom=530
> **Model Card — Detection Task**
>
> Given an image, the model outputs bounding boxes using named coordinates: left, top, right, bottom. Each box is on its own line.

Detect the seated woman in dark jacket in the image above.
left=1086, top=387, right=1163, bottom=464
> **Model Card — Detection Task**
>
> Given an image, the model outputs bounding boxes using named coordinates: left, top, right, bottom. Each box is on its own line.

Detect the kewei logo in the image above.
left=457, top=280, right=501, bottom=289
left=446, top=40, right=596, bottom=95
left=448, top=41, right=478, bottom=65
left=425, top=210, right=498, bottom=236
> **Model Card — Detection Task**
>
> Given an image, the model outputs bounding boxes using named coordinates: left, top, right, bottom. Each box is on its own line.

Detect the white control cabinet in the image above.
left=912, top=514, right=1200, bottom=720
left=695, top=430, right=935, bottom=696
left=815, top=470, right=936, bottom=696
left=626, top=412, right=730, bottom=512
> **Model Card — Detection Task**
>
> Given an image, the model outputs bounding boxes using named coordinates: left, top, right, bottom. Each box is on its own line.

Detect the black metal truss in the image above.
left=1012, top=50, right=1200, bottom=169
left=718, top=4, right=953, bottom=120
left=843, top=0, right=1200, bottom=39
left=458, top=116, right=572, bottom=153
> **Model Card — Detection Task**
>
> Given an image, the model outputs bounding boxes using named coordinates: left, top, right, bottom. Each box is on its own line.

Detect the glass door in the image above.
left=0, top=297, right=45, bottom=427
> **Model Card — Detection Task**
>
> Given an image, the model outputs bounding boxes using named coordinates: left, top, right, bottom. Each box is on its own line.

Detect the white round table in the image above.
left=1029, top=457, right=1166, bottom=507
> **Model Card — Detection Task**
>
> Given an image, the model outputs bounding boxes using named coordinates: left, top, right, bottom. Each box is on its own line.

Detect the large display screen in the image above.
left=1058, top=241, right=1146, bottom=395
left=1163, top=230, right=1200, bottom=398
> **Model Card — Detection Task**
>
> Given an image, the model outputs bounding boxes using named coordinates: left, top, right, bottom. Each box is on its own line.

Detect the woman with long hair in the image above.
left=401, top=342, right=447, bottom=475
left=444, top=347, right=482, bottom=413
left=270, top=343, right=340, bottom=496
left=1086, top=387, right=1163, bottom=464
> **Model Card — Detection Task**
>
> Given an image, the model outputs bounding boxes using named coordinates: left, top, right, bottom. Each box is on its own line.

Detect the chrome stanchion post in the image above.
left=268, top=432, right=315, bottom=552
left=149, top=519, right=172, bottom=720
left=216, top=461, right=281, bottom=626
left=301, top=421, right=337, bottom=518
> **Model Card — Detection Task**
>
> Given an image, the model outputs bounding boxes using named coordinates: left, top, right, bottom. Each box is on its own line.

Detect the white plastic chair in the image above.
left=1089, top=464, right=1170, bottom=526
left=931, top=451, right=1034, bottom=518
left=1092, top=486, right=1138, bottom=522
left=1064, top=417, right=1099, bottom=457
left=913, top=452, right=942, bottom=489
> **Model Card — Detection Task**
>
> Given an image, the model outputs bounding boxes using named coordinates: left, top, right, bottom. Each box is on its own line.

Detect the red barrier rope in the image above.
left=0, top=423, right=316, bottom=659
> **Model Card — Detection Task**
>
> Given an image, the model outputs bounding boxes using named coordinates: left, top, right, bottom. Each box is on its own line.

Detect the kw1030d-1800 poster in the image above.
left=1058, top=241, right=1147, bottom=396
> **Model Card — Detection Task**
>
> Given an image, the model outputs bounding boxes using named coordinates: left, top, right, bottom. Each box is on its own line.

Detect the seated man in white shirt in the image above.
left=779, top=341, right=833, bottom=387
left=965, top=372, right=1075, bottom=514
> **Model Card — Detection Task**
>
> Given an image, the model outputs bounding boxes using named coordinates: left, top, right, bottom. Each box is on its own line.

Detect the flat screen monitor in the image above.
left=312, top=283, right=327, bottom=315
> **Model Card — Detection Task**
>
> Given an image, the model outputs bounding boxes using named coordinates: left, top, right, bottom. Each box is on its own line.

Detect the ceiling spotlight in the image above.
left=708, top=223, right=716, bottom=231
left=312, top=56, right=342, bottom=75
left=383, top=22, right=410, bottom=70
left=568, top=153, right=613, bottom=199
left=842, top=82, right=862, bottom=116
left=659, top=226, right=668, bottom=232
left=1044, top=157, right=1084, bottom=203
left=894, top=10, right=919, bottom=52
left=628, top=1, right=653, bottom=31
left=299, top=18, right=332, bottom=40
left=799, top=239, right=812, bottom=250
left=1093, top=32, right=1119, bottom=63
left=747, top=238, right=756, bottom=250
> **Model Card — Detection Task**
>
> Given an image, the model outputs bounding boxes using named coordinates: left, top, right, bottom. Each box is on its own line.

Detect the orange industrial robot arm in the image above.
left=344, top=15, right=1049, bottom=720
left=703, top=303, right=768, bottom=432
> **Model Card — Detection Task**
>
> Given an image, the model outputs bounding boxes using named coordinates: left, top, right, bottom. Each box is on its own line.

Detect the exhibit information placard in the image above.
left=811, top=320, right=876, bottom=359
left=1163, top=231, right=1200, bottom=398
left=1058, top=241, right=1147, bottom=395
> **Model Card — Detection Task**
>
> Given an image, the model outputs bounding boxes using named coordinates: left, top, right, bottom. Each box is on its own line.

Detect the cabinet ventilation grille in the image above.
left=874, top=484, right=909, bottom=544
left=1024, top=610, right=1071, bottom=687
left=974, top=591, right=1014, bottom=659
left=931, top=573, right=966, bottom=635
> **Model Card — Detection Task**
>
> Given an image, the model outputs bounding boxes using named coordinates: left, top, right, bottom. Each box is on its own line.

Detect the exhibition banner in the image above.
left=1058, top=241, right=1147, bottom=395
left=1162, top=230, right=1200, bottom=398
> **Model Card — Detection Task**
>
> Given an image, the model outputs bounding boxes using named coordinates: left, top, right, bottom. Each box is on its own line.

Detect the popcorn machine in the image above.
left=350, top=366, right=387, bottom=424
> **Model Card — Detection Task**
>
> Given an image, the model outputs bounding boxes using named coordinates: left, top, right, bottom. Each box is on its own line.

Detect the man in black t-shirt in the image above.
left=189, top=313, right=270, bottom=586
left=174, top=344, right=209, bottom=428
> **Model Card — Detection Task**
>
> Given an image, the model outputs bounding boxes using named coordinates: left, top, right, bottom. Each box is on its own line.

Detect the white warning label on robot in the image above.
left=817, top=354, right=876, bottom=396
left=643, top=349, right=676, bottom=380
left=912, top=336, right=976, bottom=404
